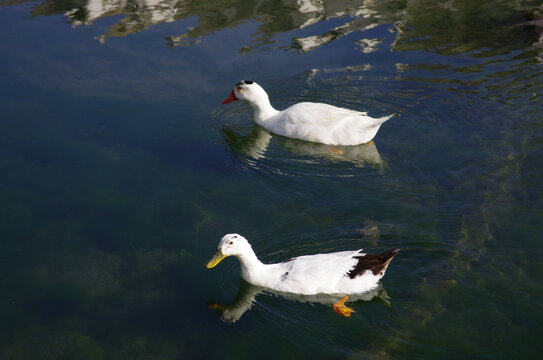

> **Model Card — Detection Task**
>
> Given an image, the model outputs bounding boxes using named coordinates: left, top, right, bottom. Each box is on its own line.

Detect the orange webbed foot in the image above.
left=333, top=295, right=354, bottom=317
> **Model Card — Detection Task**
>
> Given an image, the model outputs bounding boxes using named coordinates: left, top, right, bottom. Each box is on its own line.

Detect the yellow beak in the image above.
left=206, top=249, right=227, bottom=269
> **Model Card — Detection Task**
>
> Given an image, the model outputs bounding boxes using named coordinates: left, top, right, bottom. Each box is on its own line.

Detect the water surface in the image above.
left=1, top=0, right=542, bottom=359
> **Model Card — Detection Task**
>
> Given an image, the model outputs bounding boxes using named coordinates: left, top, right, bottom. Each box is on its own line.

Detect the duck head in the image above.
left=222, top=80, right=268, bottom=105
left=206, top=233, right=251, bottom=268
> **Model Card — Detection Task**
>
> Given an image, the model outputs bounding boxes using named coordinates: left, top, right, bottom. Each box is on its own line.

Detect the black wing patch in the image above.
left=347, top=248, right=399, bottom=279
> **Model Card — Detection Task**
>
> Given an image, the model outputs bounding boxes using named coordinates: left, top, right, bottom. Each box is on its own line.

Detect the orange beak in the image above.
left=221, top=90, right=237, bottom=104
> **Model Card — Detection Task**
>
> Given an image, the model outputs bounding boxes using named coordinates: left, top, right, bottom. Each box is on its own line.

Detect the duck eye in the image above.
left=228, top=241, right=234, bottom=245
left=244, top=80, right=254, bottom=84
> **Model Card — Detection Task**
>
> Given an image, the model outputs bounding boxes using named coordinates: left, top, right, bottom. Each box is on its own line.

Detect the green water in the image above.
left=1, top=0, right=542, bottom=358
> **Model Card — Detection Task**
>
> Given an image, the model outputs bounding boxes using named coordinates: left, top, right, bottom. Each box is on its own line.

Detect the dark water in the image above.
left=1, top=0, right=542, bottom=358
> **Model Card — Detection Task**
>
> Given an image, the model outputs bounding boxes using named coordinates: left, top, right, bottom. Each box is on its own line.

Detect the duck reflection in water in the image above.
left=207, top=281, right=391, bottom=324
left=221, top=124, right=387, bottom=172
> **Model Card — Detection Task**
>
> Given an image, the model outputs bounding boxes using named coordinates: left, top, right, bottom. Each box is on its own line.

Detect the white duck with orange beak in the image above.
left=222, top=80, right=393, bottom=146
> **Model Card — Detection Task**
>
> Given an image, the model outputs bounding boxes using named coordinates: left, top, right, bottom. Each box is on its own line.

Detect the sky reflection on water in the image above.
left=1, top=0, right=543, bottom=359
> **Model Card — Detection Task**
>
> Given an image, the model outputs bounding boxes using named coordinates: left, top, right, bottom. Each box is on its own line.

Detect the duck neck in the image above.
left=236, top=248, right=266, bottom=285
left=248, top=96, right=279, bottom=124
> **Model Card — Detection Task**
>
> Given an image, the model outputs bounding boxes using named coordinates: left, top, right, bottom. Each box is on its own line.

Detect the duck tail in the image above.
left=382, top=114, right=395, bottom=123
left=347, top=248, right=399, bottom=279
left=379, top=248, right=400, bottom=273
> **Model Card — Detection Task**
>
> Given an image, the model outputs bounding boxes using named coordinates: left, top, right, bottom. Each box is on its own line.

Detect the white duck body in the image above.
left=222, top=80, right=393, bottom=146
left=206, top=234, right=398, bottom=296
left=248, top=250, right=380, bottom=295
